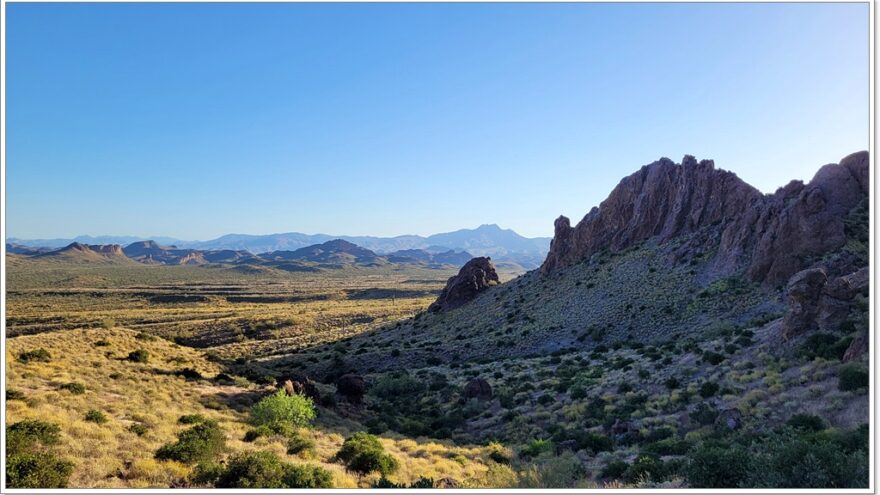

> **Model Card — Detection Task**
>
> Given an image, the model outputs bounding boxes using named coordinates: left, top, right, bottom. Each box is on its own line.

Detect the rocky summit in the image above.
left=543, top=151, right=869, bottom=288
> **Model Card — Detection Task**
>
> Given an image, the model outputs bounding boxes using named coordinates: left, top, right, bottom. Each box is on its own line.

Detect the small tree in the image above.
left=250, top=390, right=316, bottom=432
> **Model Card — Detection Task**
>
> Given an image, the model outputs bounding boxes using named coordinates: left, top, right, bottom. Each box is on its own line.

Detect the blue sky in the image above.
left=6, top=3, right=869, bottom=240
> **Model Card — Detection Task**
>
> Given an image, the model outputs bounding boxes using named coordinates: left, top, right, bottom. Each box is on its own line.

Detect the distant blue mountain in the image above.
left=7, top=224, right=551, bottom=268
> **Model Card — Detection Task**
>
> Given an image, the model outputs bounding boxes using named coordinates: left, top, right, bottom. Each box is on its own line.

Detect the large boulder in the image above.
left=335, top=374, right=366, bottom=404
left=843, top=332, right=869, bottom=362
left=428, top=257, right=499, bottom=312
left=463, top=377, right=492, bottom=400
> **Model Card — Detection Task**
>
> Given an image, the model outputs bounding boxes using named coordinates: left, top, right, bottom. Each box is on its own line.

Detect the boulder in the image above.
left=335, top=374, right=366, bottom=404
left=781, top=268, right=828, bottom=339
left=435, top=477, right=460, bottom=488
left=428, top=257, right=499, bottom=312
left=281, top=377, right=321, bottom=403
left=463, top=377, right=492, bottom=400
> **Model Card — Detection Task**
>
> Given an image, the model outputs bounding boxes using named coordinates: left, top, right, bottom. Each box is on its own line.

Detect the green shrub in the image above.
left=216, top=451, right=332, bottom=488
left=59, top=382, right=86, bottom=395
left=127, top=349, right=149, bottom=363
left=243, top=425, right=275, bottom=443
left=623, top=454, right=677, bottom=483
left=372, top=373, right=425, bottom=399
left=699, top=382, right=720, bottom=398
left=6, top=453, right=74, bottom=488
left=520, top=439, right=553, bottom=458
left=85, top=410, right=108, bottom=424
left=251, top=390, right=315, bottom=430
left=18, top=348, right=51, bottom=364
left=94, top=339, right=111, bottom=347
left=600, top=460, right=629, bottom=479
left=155, top=421, right=226, bottom=464
left=287, top=431, right=317, bottom=458
left=664, top=377, right=680, bottom=390
left=747, top=432, right=868, bottom=488
left=643, top=438, right=692, bottom=456
left=190, top=461, right=224, bottom=486
left=800, top=333, right=843, bottom=360
left=787, top=414, right=826, bottom=432
left=686, top=441, right=751, bottom=487
left=690, top=403, right=719, bottom=426
left=6, top=420, right=61, bottom=453
left=333, top=432, right=398, bottom=476
left=838, top=364, right=869, bottom=392
left=129, top=423, right=149, bottom=436
left=178, top=414, right=207, bottom=425
left=702, top=351, right=725, bottom=365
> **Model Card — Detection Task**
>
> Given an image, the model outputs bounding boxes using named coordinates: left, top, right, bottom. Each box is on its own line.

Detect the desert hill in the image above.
left=33, top=242, right=136, bottom=265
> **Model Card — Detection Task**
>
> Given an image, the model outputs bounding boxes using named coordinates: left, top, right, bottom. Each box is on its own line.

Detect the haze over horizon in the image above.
left=7, top=3, right=868, bottom=240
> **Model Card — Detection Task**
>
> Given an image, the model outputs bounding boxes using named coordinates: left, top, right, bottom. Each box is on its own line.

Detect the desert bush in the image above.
left=85, top=410, right=108, bottom=424
left=178, top=414, right=207, bottom=425
left=702, top=351, right=725, bottom=365
left=250, top=390, right=315, bottom=431
left=643, top=438, right=692, bottom=456
left=155, top=421, right=226, bottom=464
left=243, top=425, right=275, bottom=442
left=600, top=459, right=629, bottom=480
left=215, top=451, right=332, bottom=488
left=372, top=476, right=434, bottom=488
left=59, top=382, right=86, bottom=395
left=18, top=348, right=51, bottom=364
left=488, top=441, right=513, bottom=464
left=127, top=349, right=149, bottom=363
left=690, top=403, right=719, bottom=426
left=623, top=453, right=678, bottom=483
left=333, top=432, right=398, bottom=476
left=699, top=382, right=719, bottom=398
left=372, top=373, right=425, bottom=399
left=800, top=333, right=848, bottom=360
left=6, top=453, right=74, bottom=488
left=6, top=420, right=61, bottom=453
left=686, top=441, right=751, bottom=487
left=747, top=432, right=868, bottom=488
left=129, top=423, right=149, bottom=436
left=190, top=462, right=224, bottom=486
left=838, top=364, right=868, bottom=392
left=287, top=430, right=317, bottom=458
left=520, top=439, right=553, bottom=458
left=787, top=414, right=826, bottom=432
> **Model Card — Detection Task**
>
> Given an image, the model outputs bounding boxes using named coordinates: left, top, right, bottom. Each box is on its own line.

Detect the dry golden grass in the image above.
left=5, top=326, right=496, bottom=488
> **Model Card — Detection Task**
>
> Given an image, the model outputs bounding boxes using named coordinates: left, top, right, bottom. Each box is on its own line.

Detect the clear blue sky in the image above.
left=6, top=3, right=868, bottom=240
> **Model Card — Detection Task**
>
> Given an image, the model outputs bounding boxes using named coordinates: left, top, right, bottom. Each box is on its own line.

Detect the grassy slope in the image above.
left=5, top=327, right=496, bottom=488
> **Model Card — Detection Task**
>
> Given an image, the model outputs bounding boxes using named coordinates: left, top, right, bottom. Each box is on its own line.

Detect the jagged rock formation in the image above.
left=542, top=151, right=869, bottom=288
left=782, top=266, right=869, bottom=339
left=428, top=257, right=500, bottom=312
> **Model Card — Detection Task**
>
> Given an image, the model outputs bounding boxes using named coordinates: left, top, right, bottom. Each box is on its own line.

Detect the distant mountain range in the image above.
left=7, top=224, right=551, bottom=269
left=7, top=238, right=486, bottom=273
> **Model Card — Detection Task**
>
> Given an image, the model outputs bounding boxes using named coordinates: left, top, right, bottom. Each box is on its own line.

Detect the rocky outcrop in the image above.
left=463, top=377, right=493, bottom=400
left=336, top=374, right=366, bottom=404
left=542, top=152, right=869, bottom=288
left=843, top=332, right=869, bottom=362
left=781, top=266, right=869, bottom=339
left=428, top=257, right=500, bottom=312
left=280, top=375, right=321, bottom=402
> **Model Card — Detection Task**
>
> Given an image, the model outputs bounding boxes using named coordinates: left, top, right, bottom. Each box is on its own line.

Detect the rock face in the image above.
left=843, top=332, right=869, bottom=362
left=428, top=257, right=500, bottom=312
left=782, top=266, right=869, bottom=339
left=542, top=151, right=869, bottom=288
left=463, top=377, right=492, bottom=400
left=335, top=374, right=366, bottom=404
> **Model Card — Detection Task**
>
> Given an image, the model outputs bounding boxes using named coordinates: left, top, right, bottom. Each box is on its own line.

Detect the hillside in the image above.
left=251, top=152, right=869, bottom=488
left=34, top=243, right=136, bottom=265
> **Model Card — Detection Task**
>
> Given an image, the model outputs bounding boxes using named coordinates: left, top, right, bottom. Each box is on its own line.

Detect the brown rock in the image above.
left=843, top=332, right=869, bottom=362
left=463, top=377, right=492, bottom=400
left=541, top=152, right=869, bottom=288
left=436, top=477, right=460, bottom=488
left=280, top=376, right=321, bottom=403
left=428, top=257, right=499, bottom=312
left=336, top=374, right=366, bottom=404
left=782, top=268, right=828, bottom=339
